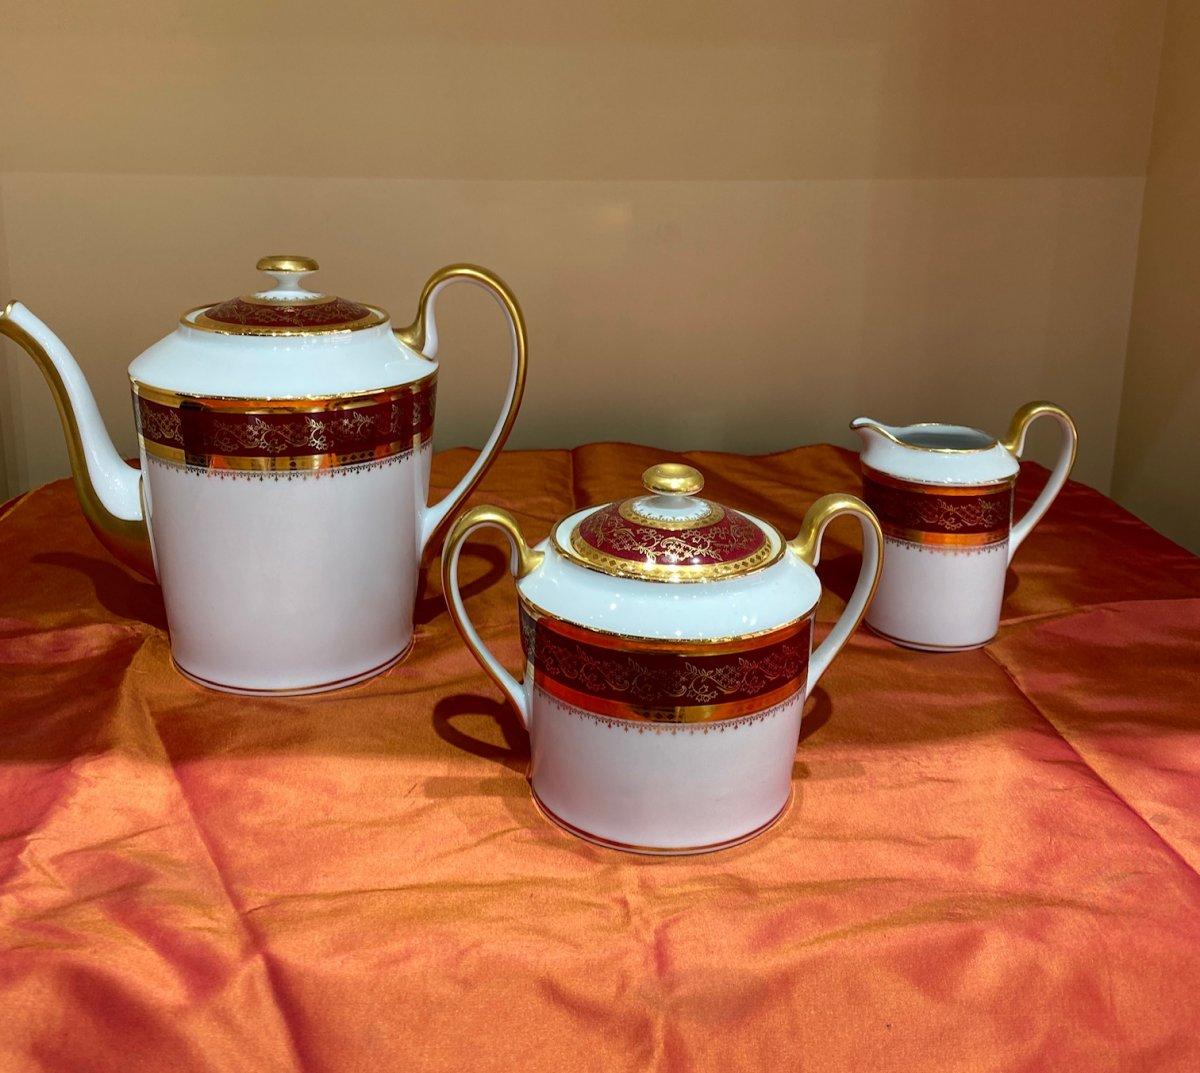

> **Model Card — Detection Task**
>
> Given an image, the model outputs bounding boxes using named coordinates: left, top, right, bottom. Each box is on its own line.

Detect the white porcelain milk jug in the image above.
left=851, top=402, right=1077, bottom=650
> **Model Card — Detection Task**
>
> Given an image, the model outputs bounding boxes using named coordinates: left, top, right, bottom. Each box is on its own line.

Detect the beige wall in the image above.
left=0, top=2, right=1167, bottom=504
left=1112, top=1, right=1200, bottom=553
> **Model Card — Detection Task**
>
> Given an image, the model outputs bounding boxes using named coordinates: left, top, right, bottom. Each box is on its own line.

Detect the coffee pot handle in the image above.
left=1000, top=402, right=1078, bottom=565
left=441, top=505, right=543, bottom=729
left=396, top=265, right=528, bottom=555
left=789, top=495, right=884, bottom=693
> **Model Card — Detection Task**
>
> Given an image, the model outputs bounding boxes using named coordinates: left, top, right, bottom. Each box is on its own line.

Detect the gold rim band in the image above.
left=881, top=527, right=1007, bottom=547
left=515, top=589, right=817, bottom=647
left=139, top=437, right=428, bottom=471
left=181, top=302, right=389, bottom=336
left=561, top=527, right=780, bottom=582
left=174, top=641, right=413, bottom=696
left=130, top=372, right=436, bottom=411
left=531, top=786, right=792, bottom=856
left=849, top=419, right=999, bottom=454
left=520, top=601, right=812, bottom=724
left=533, top=673, right=804, bottom=724
left=617, top=497, right=725, bottom=530
left=860, top=467, right=1013, bottom=545
left=861, top=464, right=1015, bottom=494
left=865, top=623, right=999, bottom=651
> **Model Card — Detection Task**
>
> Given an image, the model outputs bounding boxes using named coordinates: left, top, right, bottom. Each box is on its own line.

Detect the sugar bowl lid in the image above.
left=559, top=463, right=782, bottom=582
left=183, top=255, right=388, bottom=336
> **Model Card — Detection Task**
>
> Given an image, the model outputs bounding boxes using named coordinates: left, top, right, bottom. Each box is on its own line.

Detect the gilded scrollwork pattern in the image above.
left=134, top=378, right=435, bottom=474
left=136, top=403, right=183, bottom=446
left=520, top=605, right=810, bottom=723
left=570, top=497, right=772, bottom=581
left=862, top=469, right=1013, bottom=547
left=199, top=295, right=378, bottom=331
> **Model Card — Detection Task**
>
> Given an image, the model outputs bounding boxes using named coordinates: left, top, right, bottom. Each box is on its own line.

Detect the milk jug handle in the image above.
left=396, top=265, right=528, bottom=555
left=789, top=495, right=884, bottom=692
left=441, top=505, right=543, bottom=729
left=1000, top=402, right=1078, bottom=564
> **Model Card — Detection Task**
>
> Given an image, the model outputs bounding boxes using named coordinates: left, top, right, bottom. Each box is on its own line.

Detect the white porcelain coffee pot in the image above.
left=851, top=402, right=1077, bottom=650
left=1, top=257, right=527, bottom=694
left=441, top=463, right=883, bottom=854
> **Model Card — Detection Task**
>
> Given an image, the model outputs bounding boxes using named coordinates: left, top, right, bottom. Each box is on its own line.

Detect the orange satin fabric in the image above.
left=1, top=444, right=1198, bottom=1072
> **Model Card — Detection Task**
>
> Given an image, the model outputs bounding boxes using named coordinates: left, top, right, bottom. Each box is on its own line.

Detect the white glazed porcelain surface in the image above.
left=853, top=407, right=1077, bottom=650
left=865, top=539, right=1007, bottom=650
left=529, top=687, right=802, bottom=852
left=442, top=482, right=884, bottom=854
left=130, top=264, right=434, bottom=398
left=129, top=322, right=432, bottom=398
left=515, top=510, right=820, bottom=848
left=518, top=507, right=821, bottom=641
left=145, top=445, right=431, bottom=693
left=6, top=260, right=527, bottom=694
left=851, top=418, right=1020, bottom=486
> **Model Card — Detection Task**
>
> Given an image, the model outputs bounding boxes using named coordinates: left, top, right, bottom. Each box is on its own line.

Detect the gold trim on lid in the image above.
left=557, top=461, right=781, bottom=583
left=257, top=255, right=319, bottom=274
left=643, top=463, right=704, bottom=496
left=182, top=302, right=388, bottom=336
left=617, top=497, right=724, bottom=530
left=555, top=512, right=783, bottom=583
left=560, top=529, right=780, bottom=582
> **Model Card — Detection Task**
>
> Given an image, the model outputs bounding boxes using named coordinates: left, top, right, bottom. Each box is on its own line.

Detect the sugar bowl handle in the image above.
left=788, top=495, right=884, bottom=691
left=442, top=505, right=543, bottom=729
left=397, top=265, right=529, bottom=554
left=999, top=401, right=1078, bottom=564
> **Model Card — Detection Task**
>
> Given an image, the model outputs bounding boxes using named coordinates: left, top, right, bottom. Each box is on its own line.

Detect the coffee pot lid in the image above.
left=182, top=256, right=388, bottom=337
left=562, top=463, right=780, bottom=582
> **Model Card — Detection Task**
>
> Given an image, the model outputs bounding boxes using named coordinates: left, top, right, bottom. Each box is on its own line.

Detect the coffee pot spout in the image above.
left=0, top=301, right=153, bottom=579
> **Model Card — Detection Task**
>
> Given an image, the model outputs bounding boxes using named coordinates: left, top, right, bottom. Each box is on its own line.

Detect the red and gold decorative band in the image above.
left=132, top=376, right=435, bottom=472
left=861, top=465, right=1013, bottom=547
left=185, top=297, right=388, bottom=336
left=518, top=600, right=811, bottom=724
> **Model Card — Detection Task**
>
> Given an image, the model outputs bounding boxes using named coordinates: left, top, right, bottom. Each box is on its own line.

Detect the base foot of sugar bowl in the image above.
left=531, top=786, right=793, bottom=857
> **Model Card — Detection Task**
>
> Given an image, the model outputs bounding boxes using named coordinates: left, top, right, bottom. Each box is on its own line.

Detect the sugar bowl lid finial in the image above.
left=563, top=461, right=773, bottom=581
left=642, top=463, right=704, bottom=497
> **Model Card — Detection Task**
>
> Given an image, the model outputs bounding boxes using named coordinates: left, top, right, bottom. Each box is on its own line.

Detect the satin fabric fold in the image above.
left=1, top=445, right=1197, bottom=1072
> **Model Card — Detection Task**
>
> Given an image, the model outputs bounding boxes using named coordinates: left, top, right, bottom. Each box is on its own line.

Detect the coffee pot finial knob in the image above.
left=256, top=255, right=319, bottom=294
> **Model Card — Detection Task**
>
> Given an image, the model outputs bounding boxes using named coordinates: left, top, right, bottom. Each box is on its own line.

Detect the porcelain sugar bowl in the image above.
left=0, top=256, right=526, bottom=694
left=442, top=463, right=883, bottom=855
